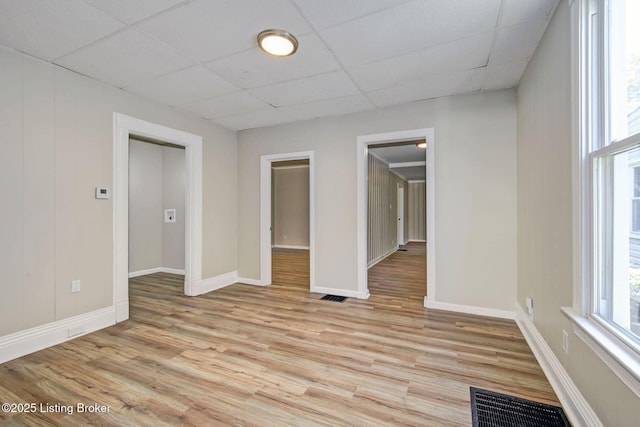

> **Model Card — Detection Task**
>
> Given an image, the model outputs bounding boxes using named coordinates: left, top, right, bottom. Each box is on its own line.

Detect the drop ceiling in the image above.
left=370, top=143, right=427, bottom=181
left=0, top=0, right=558, bottom=131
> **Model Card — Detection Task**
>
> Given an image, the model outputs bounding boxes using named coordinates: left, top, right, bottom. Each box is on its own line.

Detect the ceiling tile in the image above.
left=249, top=71, right=360, bottom=107
left=179, top=91, right=270, bottom=119
left=124, top=66, right=237, bottom=106
left=0, top=0, right=125, bottom=61
left=490, top=20, right=547, bottom=66
left=320, top=0, right=501, bottom=67
left=136, top=0, right=312, bottom=62
left=212, top=108, right=295, bottom=131
left=292, top=0, right=411, bottom=30
left=482, top=58, right=529, bottom=90
left=367, top=68, right=485, bottom=108
left=390, top=166, right=425, bottom=181
left=278, top=94, right=375, bottom=120
left=55, top=28, right=192, bottom=88
left=87, top=0, right=188, bottom=25
left=369, top=145, right=425, bottom=163
left=500, top=0, right=558, bottom=28
left=0, top=0, right=558, bottom=132
left=205, top=34, right=340, bottom=89
left=348, top=32, right=493, bottom=92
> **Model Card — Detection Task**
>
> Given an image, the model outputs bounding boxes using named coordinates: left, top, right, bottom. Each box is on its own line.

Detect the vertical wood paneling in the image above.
left=408, top=182, right=426, bottom=241
left=367, top=154, right=399, bottom=266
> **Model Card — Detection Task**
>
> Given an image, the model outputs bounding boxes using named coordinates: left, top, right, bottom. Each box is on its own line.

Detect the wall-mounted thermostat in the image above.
left=165, top=209, right=176, bottom=223
left=95, top=187, right=110, bottom=199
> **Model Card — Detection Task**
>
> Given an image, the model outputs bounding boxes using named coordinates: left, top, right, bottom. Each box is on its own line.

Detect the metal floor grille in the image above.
left=470, top=387, right=570, bottom=427
left=320, top=294, right=347, bottom=302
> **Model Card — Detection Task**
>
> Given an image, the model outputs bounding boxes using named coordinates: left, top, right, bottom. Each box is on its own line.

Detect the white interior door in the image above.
left=397, top=186, right=404, bottom=246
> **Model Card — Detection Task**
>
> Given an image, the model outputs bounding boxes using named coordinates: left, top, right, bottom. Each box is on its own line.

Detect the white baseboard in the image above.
left=128, top=267, right=185, bottom=278
left=424, top=298, right=515, bottom=320
left=272, top=245, right=310, bottom=250
left=161, top=267, right=186, bottom=275
left=0, top=306, right=116, bottom=364
left=193, top=271, right=237, bottom=295
left=367, top=247, right=397, bottom=269
left=116, top=299, right=129, bottom=323
left=515, top=304, right=602, bottom=427
left=408, top=239, right=426, bottom=243
left=236, top=277, right=268, bottom=286
left=311, top=286, right=370, bottom=299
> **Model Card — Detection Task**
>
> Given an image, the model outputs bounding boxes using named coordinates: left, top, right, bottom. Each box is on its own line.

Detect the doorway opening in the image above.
left=113, top=113, right=202, bottom=322
left=271, top=159, right=310, bottom=289
left=128, top=137, right=185, bottom=284
left=356, top=128, right=435, bottom=305
left=260, top=151, right=315, bottom=290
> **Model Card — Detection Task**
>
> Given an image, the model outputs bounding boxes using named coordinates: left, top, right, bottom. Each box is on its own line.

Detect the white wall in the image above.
left=0, top=48, right=237, bottom=337
left=517, top=2, right=640, bottom=425
left=238, top=89, right=517, bottom=312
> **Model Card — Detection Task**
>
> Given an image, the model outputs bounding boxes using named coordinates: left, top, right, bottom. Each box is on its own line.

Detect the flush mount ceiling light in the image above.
left=257, top=29, right=298, bottom=57
left=416, top=141, right=427, bottom=149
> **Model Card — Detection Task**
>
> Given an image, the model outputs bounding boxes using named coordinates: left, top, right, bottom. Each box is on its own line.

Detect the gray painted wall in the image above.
left=272, top=166, right=309, bottom=248
left=0, top=48, right=237, bottom=337
left=161, top=145, right=186, bottom=270
left=238, top=89, right=517, bottom=311
left=517, top=2, right=639, bottom=424
left=128, top=140, right=185, bottom=273
left=129, top=140, right=163, bottom=273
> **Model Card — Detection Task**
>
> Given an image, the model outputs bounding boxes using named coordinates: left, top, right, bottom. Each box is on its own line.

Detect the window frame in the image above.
left=564, top=0, right=640, bottom=395
left=590, top=137, right=640, bottom=353
left=630, top=165, right=640, bottom=234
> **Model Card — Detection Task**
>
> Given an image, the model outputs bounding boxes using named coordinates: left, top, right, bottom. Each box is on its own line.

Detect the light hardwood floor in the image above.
left=0, top=245, right=558, bottom=426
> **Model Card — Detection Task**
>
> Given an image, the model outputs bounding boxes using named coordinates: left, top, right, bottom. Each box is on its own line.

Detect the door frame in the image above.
left=260, top=151, right=315, bottom=289
left=113, top=113, right=202, bottom=322
left=356, top=128, right=435, bottom=303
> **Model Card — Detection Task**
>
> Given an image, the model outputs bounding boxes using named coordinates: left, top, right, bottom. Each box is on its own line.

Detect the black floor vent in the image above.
left=397, top=249, right=408, bottom=252
left=470, top=387, right=570, bottom=427
left=320, top=294, right=347, bottom=302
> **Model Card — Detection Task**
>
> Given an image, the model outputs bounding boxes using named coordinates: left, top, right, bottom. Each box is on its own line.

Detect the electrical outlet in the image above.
left=525, top=296, right=534, bottom=315
left=71, top=280, right=81, bottom=293
left=562, top=330, right=569, bottom=354
left=164, top=209, right=176, bottom=223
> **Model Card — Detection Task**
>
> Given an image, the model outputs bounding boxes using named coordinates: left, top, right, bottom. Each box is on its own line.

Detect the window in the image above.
left=589, top=0, right=640, bottom=351
left=632, top=166, right=640, bottom=233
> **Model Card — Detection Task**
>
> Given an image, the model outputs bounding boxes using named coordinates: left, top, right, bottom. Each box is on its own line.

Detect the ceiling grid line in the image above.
left=0, top=0, right=559, bottom=130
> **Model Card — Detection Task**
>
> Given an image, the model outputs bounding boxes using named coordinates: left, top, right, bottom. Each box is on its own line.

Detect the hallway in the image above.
left=368, top=242, right=426, bottom=304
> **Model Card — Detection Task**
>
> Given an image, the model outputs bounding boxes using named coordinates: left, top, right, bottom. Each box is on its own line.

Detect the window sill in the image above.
left=561, top=307, right=640, bottom=397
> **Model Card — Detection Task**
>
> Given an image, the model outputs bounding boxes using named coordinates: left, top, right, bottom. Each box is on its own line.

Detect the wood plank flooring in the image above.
left=368, top=243, right=426, bottom=302
left=272, top=248, right=309, bottom=290
left=0, top=246, right=559, bottom=426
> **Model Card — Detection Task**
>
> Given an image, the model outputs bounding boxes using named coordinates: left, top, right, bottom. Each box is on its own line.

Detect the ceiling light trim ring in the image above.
left=257, top=29, right=299, bottom=57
